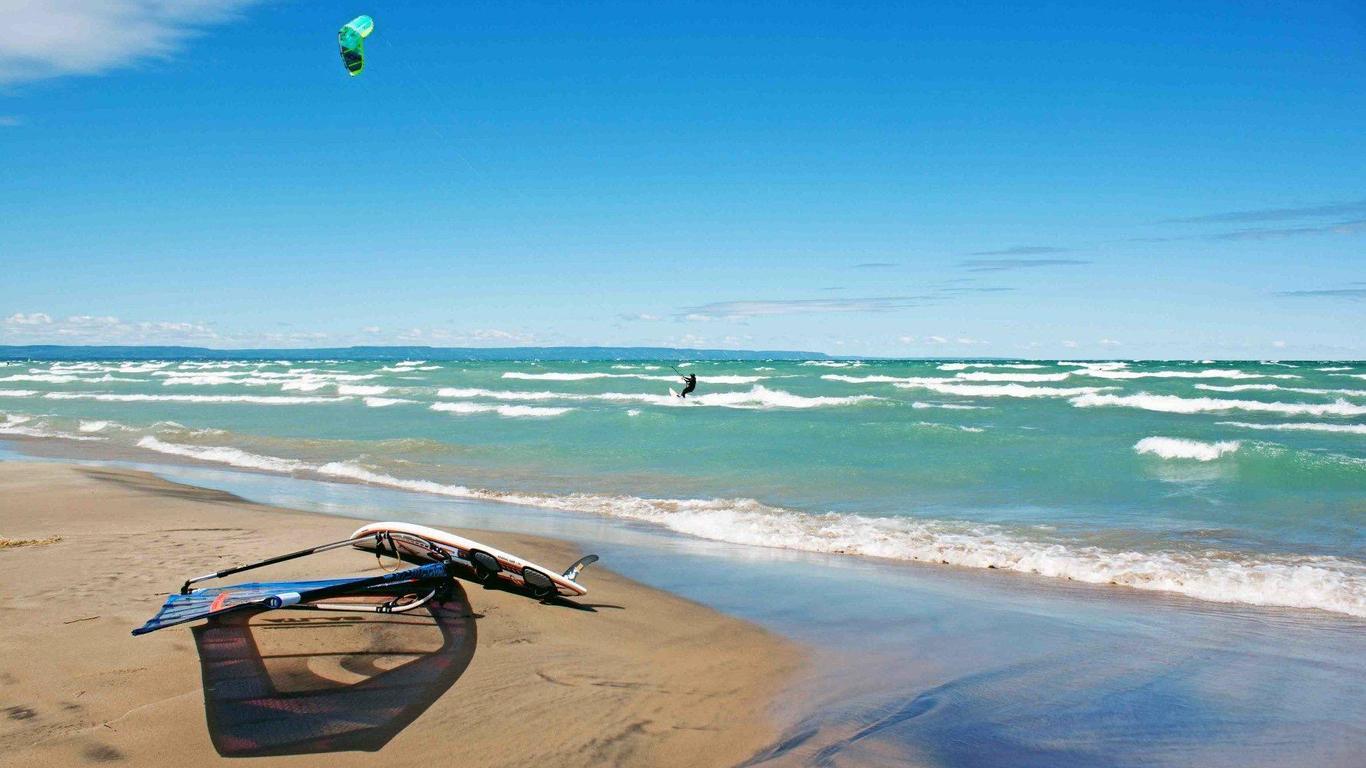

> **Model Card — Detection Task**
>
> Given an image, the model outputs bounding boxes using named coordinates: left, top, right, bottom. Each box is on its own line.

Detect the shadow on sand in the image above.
left=192, top=583, right=477, bottom=757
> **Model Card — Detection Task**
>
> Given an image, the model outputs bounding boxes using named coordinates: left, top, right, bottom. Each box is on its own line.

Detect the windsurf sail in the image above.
left=133, top=562, right=450, bottom=636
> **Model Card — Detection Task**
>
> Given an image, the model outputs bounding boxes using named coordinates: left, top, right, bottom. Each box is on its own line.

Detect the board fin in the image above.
left=562, top=554, right=599, bottom=582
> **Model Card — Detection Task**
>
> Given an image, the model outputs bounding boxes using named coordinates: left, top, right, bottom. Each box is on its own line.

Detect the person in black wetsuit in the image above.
left=679, top=372, right=698, bottom=398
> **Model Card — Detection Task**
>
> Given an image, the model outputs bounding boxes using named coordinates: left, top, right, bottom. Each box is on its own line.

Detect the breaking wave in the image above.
left=1134, top=436, right=1242, bottom=462
left=954, top=371, right=1074, bottom=382
left=137, top=436, right=309, bottom=472
left=1079, top=368, right=1297, bottom=380
left=430, top=401, right=573, bottom=418
left=443, top=385, right=877, bottom=410
left=1071, top=393, right=1366, bottom=417
left=501, top=371, right=766, bottom=384
left=1194, top=383, right=1366, bottom=397
left=938, top=363, right=1046, bottom=370
left=1217, top=421, right=1366, bottom=436
left=43, top=392, right=347, bottom=405
left=0, top=414, right=104, bottom=442
left=898, top=381, right=1109, bottom=398
left=363, top=397, right=414, bottom=408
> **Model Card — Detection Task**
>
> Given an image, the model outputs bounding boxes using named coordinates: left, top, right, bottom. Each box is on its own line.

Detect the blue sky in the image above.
left=2, top=1, right=1363, bottom=358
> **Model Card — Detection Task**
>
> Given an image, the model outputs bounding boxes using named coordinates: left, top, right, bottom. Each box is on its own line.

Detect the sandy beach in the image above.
left=0, top=462, right=799, bottom=767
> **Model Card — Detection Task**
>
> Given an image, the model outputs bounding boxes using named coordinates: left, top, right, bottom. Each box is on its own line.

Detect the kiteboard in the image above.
left=350, top=521, right=596, bottom=598
left=669, top=388, right=681, bottom=398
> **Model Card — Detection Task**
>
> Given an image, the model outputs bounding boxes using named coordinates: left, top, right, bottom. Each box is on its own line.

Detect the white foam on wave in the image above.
left=608, top=385, right=879, bottom=410
left=137, top=436, right=307, bottom=472
left=911, top=402, right=987, bottom=410
left=1134, top=436, right=1242, bottom=461
left=1, top=373, right=144, bottom=383
left=1058, top=361, right=1128, bottom=370
left=502, top=371, right=766, bottom=384
left=1071, top=392, right=1366, bottom=417
left=443, top=385, right=876, bottom=410
left=438, top=387, right=563, bottom=401
left=799, top=360, right=862, bottom=367
left=1318, top=366, right=1352, bottom=372
left=1081, top=368, right=1297, bottom=380
left=822, top=374, right=909, bottom=384
left=938, top=363, right=1046, bottom=370
left=44, top=392, right=346, bottom=405
left=1217, top=421, right=1366, bottom=436
left=1195, top=383, right=1366, bottom=397
left=955, top=371, right=1073, bottom=382
left=337, top=384, right=390, bottom=396
left=504, top=372, right=643, bottom=381
left=430, top=401, right=573, bottom=418
left=363, top=397, right=414, bottom=408
left=898, top=380, right=1109, bottom=398
left=0, top=420, right=105, bottom=442
left=78, top=420, right=111, bottom=433
left=0, top=390, right=38, bottom=398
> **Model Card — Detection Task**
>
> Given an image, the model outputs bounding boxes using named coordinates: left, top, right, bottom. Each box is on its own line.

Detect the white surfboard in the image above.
left=669, top=388, right=680, bottom=398
left=349, top=521, right=595, bottom=597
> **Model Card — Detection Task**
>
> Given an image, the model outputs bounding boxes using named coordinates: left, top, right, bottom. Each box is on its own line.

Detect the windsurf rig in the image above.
left=132, top=526, right=598, bottom=636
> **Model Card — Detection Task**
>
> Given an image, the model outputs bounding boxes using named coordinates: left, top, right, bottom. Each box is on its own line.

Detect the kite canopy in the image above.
left=338, top=15, right=375, bottom=76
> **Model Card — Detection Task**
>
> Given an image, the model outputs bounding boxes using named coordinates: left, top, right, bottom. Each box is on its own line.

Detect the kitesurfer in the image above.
left=678, top=372, right=697, bottom=398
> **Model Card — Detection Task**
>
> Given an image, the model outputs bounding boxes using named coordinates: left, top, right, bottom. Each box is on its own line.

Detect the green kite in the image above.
left=338, top=15, right=375, bottom=76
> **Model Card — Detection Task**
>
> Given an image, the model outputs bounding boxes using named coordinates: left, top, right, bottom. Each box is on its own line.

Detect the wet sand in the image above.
left=0, top=462, right=799, bottom=767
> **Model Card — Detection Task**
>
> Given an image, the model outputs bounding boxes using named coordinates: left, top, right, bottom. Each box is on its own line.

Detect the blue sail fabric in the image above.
left=133, top=563, right=448, bottom=635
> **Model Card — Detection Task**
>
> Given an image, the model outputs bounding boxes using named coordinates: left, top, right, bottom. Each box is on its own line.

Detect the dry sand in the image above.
left=0, top=462, right=799, bottom=767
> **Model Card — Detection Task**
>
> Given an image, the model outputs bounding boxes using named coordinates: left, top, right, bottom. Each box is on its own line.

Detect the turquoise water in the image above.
left=2, top=357, right=1363, bottom=617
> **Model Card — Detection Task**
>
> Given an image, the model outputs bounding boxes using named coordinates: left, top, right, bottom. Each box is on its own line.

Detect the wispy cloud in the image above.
left=967, top=246, right=1072, bottom=256
left=1273, top=288, right=1366, bottom=301
left=958, top=258, right=1090, bottom=272
left=1, top=1, right=265, bottom=85
left=618, top=313, right=663, bottom=322
left=851, top=262, right=897, bottom=269
left=1164, top=200, right=1366, bottom=224
left=1207, top=219, right=1366, bottom=241
left=0, top=116, right=21, bottom=127
left=681, top=296, right=934, bottom=320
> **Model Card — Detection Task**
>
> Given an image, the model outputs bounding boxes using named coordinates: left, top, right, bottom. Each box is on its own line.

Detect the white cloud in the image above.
left=1061, top=340, right=1079, bottom=348
left=897, top=335, right=916, bottom=344
left=361, top=326, right=382, bottom=334
left=1099, top=338, right=1122, bottom=347
left=955, top=337, right=987, bottom=345
left=620, top=313, right=662, bottom=322
left=1272, top=340, right=1287, bottom=348
left=926, top=336, right=948, bottom=344
left=4, top=312, right=52, bottom=326
left=0, top=1, right=266, bottom=85
left=2, top=312, right=220, bottom=343
left=466, top=328, right=534, bottom=344
left=0, top=116, right=22, bottom=127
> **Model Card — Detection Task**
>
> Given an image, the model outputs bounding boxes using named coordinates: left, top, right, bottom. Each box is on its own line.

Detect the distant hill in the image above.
left=0, top=345, right=829, bottom=362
